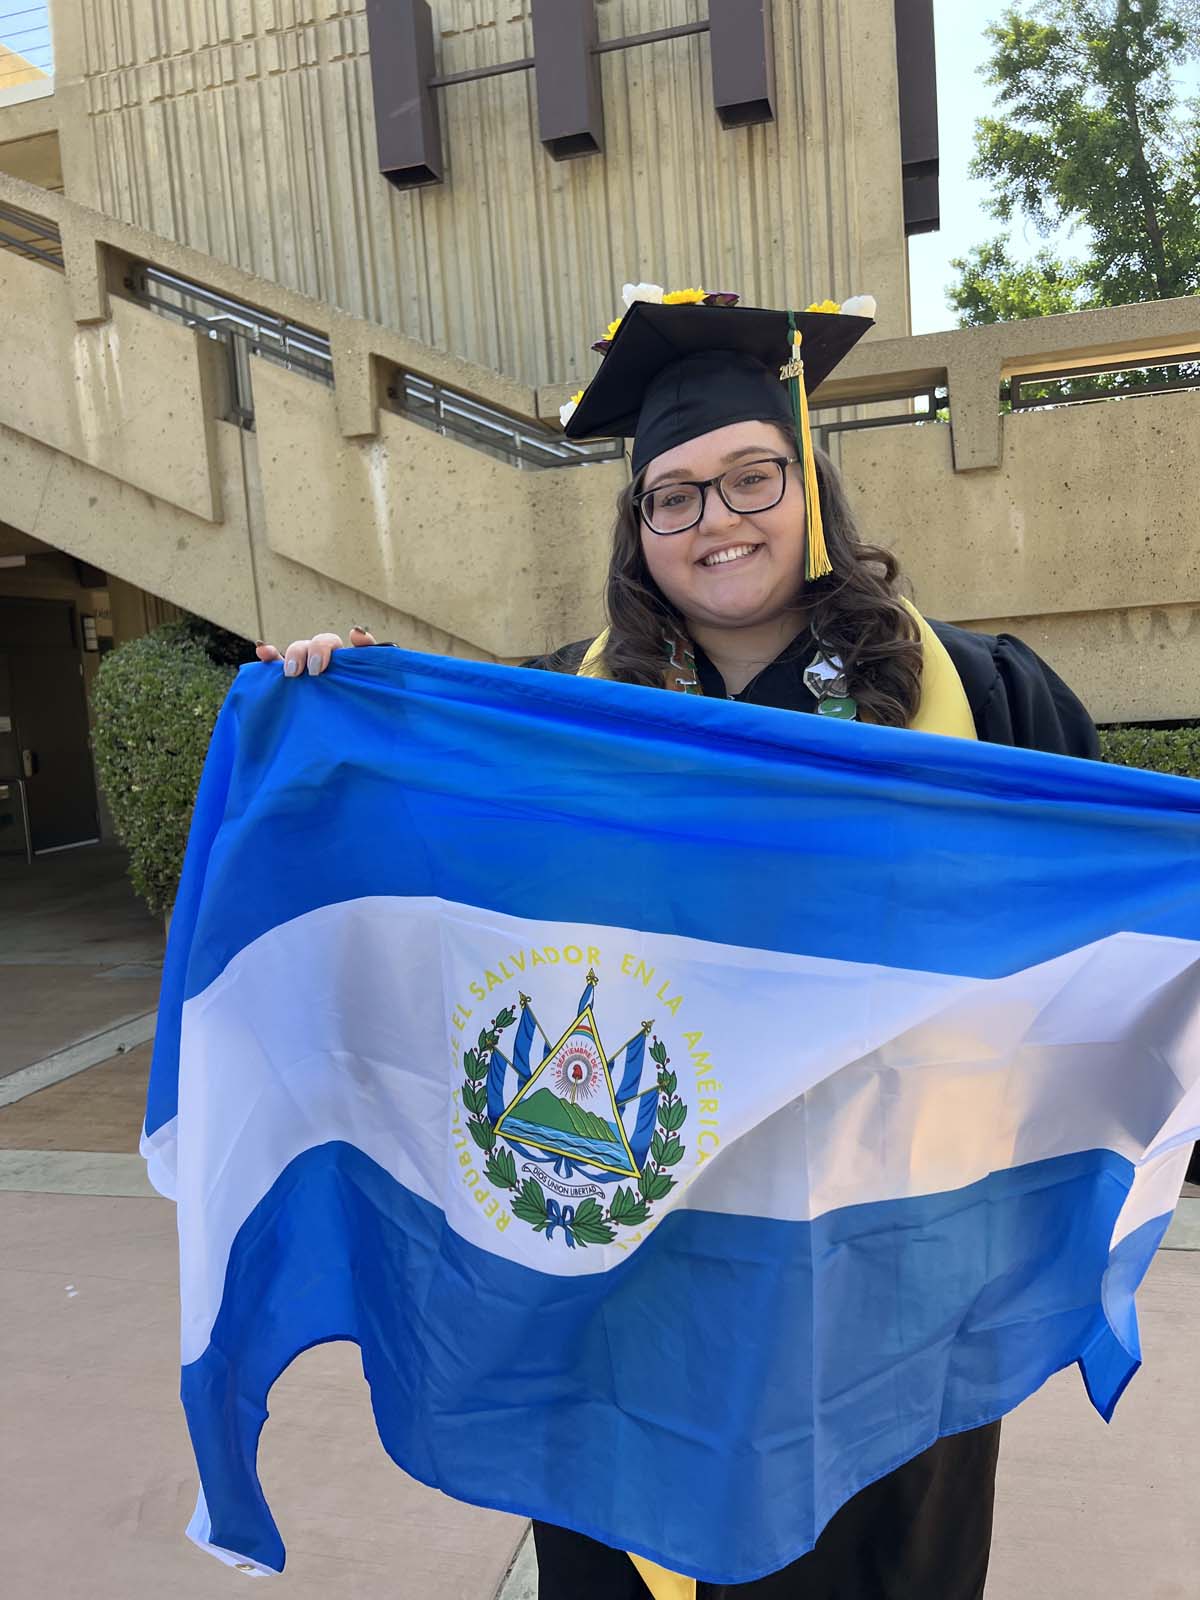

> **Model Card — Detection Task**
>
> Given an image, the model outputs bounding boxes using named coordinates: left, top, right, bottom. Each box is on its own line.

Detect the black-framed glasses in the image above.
left=632, top=456, right=799, bottom=536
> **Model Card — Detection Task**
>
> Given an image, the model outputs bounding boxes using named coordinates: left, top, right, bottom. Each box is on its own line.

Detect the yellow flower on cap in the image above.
left=592, top=279, right=743, bottom=356
left=805, top=298, right=842, bottom=314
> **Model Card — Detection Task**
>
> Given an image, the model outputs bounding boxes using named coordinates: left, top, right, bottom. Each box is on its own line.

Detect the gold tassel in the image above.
left=796, top=357, right=831, bottom=580
left=782, top=321, right=832, bottom=581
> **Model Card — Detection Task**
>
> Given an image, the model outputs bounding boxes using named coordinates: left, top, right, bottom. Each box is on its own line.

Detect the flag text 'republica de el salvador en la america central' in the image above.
left=144, top=648, right=1200, bottom=1584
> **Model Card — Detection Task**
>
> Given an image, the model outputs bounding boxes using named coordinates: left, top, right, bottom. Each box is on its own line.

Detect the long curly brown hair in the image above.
left=600, top=439, right=923, bottom=726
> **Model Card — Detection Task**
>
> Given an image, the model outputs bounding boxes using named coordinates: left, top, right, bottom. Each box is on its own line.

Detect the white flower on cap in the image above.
left=622, top=282, right=665, bottom=309
left=559, top=388, right=584, bottom=428
left=838, top=294, right=877, bottom=320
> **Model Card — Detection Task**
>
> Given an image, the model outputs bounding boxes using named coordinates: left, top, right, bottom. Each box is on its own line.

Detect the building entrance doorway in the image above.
left=0, top=598, right=99, bottom=854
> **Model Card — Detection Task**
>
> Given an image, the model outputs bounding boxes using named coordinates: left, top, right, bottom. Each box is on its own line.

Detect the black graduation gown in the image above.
left=522, top=623, right=1100, bottom=1600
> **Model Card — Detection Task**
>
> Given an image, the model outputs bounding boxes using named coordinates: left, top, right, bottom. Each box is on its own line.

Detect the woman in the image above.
left=256, top=289, right=1098, bottom=1599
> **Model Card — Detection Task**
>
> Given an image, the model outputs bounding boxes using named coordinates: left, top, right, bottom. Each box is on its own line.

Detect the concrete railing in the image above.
left=0, top=170, right=627, bottom=661
left=0, top=171, right=547, bottom=424
left=2, top=169, right=1199, bottom=717
left=816, top=302, right=1200, bottom=472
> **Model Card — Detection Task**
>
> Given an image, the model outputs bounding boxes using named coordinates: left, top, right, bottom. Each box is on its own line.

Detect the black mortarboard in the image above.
left=563, top=300, right=874, bottom=476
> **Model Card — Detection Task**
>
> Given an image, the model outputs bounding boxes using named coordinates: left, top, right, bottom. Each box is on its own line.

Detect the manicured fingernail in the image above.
left=307, top=653, right=322, bottom=675
left=351, top=624, right=369, bottom=635
left=284, top=658, right=300, bottom=677
left=254, top=640, right=265, bottom=648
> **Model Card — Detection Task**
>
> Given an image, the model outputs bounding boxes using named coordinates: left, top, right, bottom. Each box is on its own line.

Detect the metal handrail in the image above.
left=125, top=265, right=333, bottom=376
left=123, top=262, right=621, bottom=467
left=810, top=346, right=1200, bottom=447
left=387, top=373, right=621, bottom=468
left=1009, top=352, right=1200, bottom=410
left=0, top=198, right=63, bottom=268
left=810, top=387, right=946, bottom=453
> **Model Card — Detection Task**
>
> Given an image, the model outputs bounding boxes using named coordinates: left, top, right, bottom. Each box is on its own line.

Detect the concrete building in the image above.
left=1, top=1, right=1198, bottom=858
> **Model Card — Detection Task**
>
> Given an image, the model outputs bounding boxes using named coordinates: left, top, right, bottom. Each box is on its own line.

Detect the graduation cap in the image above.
left=562, top=291, right=875, bottom=580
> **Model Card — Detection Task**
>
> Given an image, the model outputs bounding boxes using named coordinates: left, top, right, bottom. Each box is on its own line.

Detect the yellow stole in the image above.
left=577, top=598, right=974, bottom=1600
left=579, top=599, right=976, bottom=741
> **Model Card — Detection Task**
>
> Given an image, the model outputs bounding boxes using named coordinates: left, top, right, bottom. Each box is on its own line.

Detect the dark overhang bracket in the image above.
left=366, top=0, right=443, bottom=189
left=710, top=0, right=776, bottom=129
left=532, top=0, right=605, bottom=160
left=894, top=0, right=940, bottom=235
left=368, top=3, right=777, bottom=188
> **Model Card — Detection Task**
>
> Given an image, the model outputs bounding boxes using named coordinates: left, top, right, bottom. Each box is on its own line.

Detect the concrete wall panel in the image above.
left=0, top=406, right=489, bottom=657
left=252, top=357, right=621, bottom=658
left=0, top=250, right=220, bottom=520
left=963, top=605, right=1200, bottom=727
left=839, top=393, right=1200, bottom=624
left=59, top=0, right=910, bottom=388
left=0, top=417, right=257, bottom=638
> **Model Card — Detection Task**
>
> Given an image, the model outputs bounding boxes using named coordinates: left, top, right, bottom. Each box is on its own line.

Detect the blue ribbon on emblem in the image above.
left=543, top=1200, right=577, bottom=1248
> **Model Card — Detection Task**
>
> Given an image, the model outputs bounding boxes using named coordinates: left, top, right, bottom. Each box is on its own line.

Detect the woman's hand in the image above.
left=254, top=625, right=377, bottom=677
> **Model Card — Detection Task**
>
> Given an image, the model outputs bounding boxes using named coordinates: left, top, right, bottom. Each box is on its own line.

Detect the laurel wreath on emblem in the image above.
left=459, top=1007, right=686, bottom=1248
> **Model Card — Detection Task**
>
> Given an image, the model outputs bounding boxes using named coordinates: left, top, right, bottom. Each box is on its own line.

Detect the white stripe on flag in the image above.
left=162, top=897, right=1200, bottom=1365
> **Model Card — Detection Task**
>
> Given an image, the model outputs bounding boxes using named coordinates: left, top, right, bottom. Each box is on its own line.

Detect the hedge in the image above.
left=90, top=621, right=245, bottom=915
left=1098, top=724, right=1200, bottom=780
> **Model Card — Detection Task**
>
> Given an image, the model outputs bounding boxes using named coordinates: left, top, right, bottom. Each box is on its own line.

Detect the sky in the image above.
left=0, top=5, right=53, bottom=87
left=910, top=0, right=1200, bottom=333
left=908, top=0, right=1083, bottom=333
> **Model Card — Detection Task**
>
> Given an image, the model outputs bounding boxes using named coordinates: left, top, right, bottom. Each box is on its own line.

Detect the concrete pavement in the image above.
left=0, top=1185, right=527, bottom=1600
left=0, top=846, right=162, bottom=1086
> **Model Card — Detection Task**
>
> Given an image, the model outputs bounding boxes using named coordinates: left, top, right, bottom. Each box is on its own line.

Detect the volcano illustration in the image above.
left=496, top=1010, right=640, bottom=1177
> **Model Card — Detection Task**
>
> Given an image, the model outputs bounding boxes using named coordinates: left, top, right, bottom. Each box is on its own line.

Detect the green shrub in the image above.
left=153, top=614, right=256, bottom=670
left=1099, top=725, right=1200, bottom=781
left=91, top=627, right=237, bottom=914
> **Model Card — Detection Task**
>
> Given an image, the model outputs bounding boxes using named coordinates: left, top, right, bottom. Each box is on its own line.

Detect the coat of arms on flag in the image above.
left=457, top=971, right=687, bottom=1248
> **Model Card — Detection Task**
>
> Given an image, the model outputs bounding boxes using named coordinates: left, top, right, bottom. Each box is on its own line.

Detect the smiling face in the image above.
left=637, top=420, right=807, bottom=636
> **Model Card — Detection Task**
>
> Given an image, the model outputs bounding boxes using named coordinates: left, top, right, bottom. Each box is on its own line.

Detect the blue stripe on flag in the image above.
left=181, top=1140, right=1147, bottom=1583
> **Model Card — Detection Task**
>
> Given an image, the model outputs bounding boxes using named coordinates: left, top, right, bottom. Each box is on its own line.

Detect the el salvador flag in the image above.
left=144, top=648, right=1200, bottom=1584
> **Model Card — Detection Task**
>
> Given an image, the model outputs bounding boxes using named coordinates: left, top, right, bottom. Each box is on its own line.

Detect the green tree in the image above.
left=949, top=239, right=1095, bottom=324
left=949, top=0, right=1200, bottom=325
